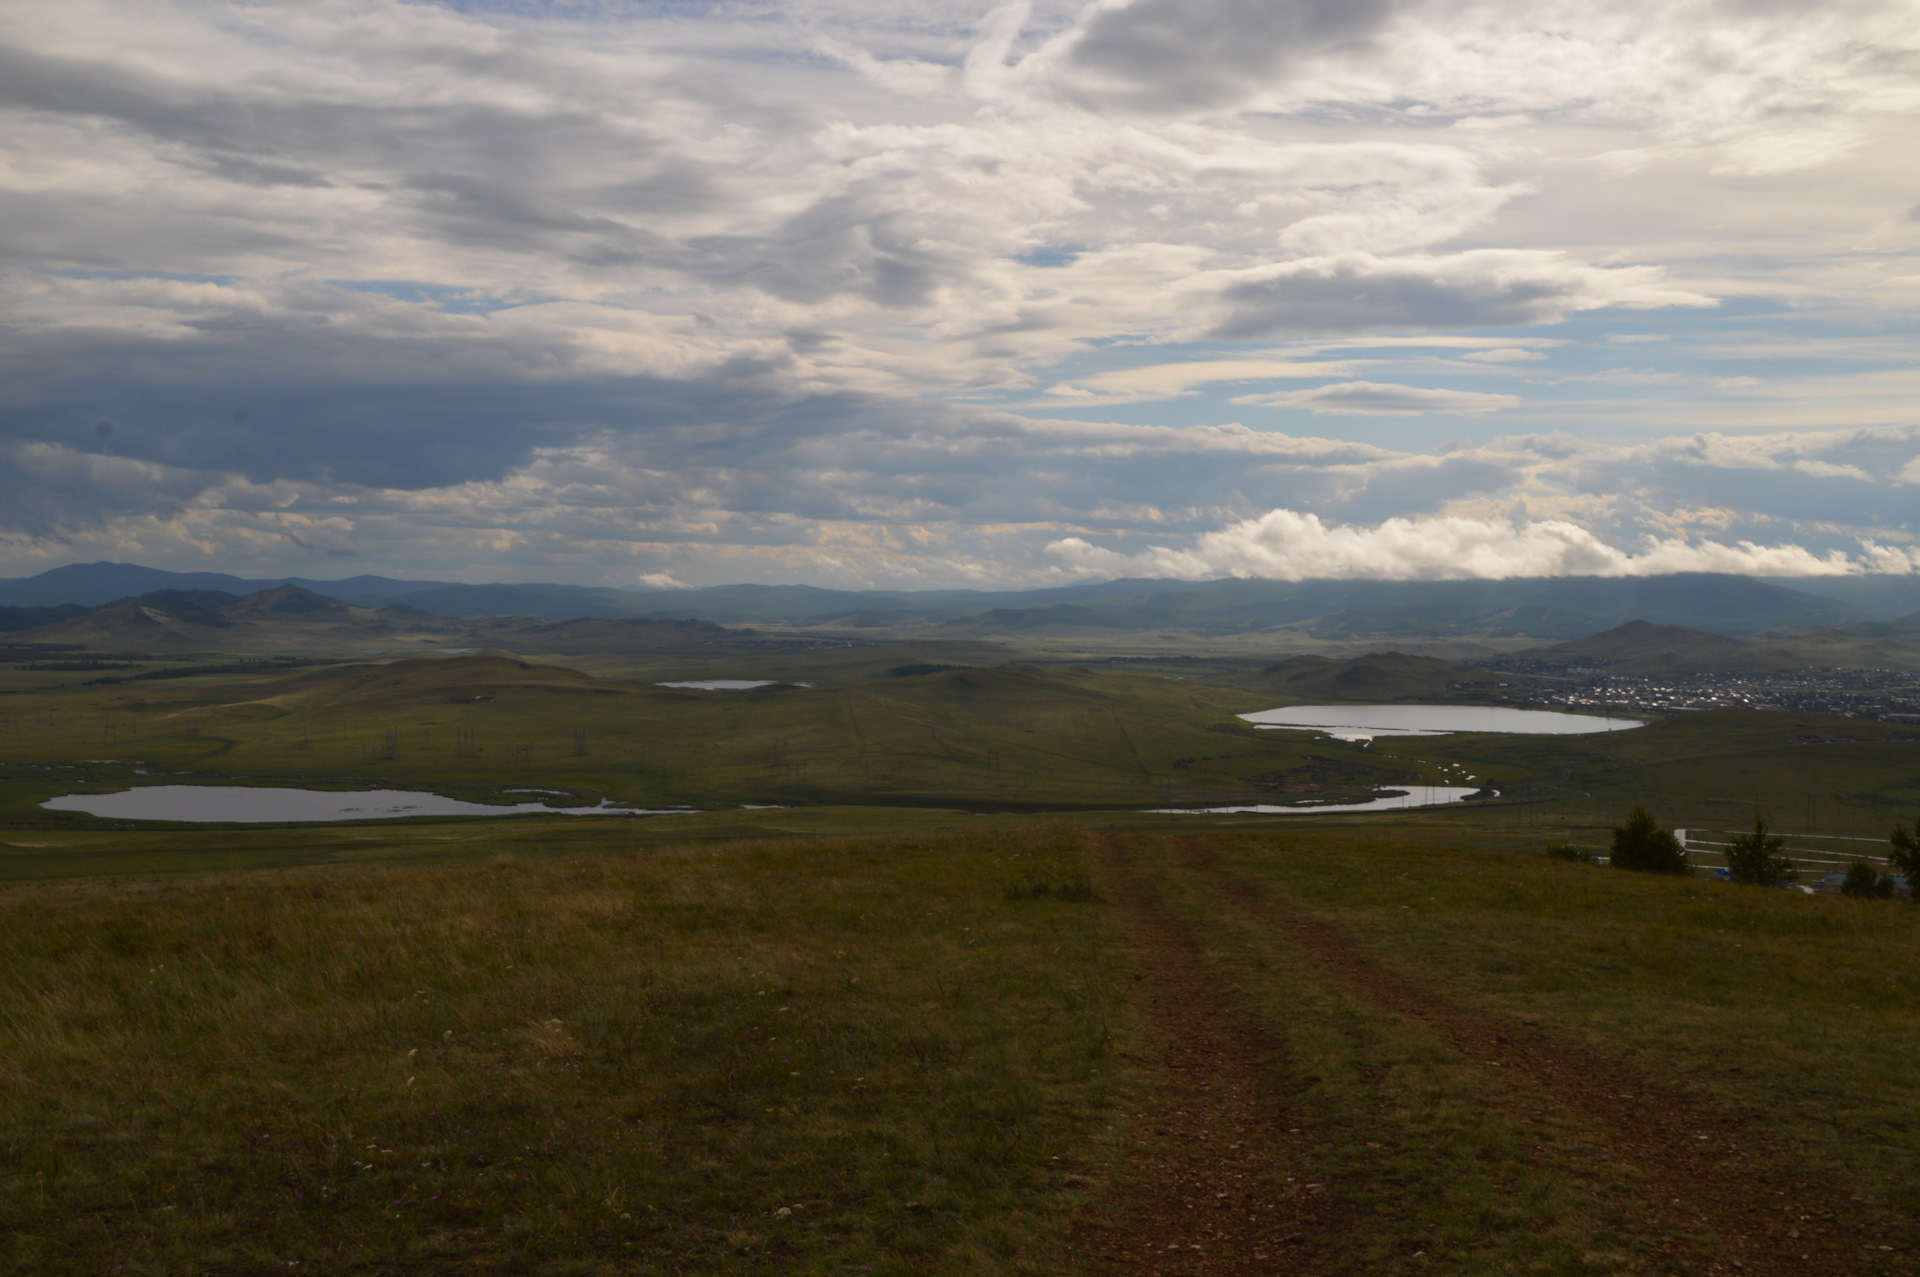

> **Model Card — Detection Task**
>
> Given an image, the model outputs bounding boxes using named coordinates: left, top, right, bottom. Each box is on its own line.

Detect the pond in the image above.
left=1155, top=785, right=1482, bottom=816
left=40, top=786, right=693, bottom=824
left=657, top=679, right=812, bottom=690
left=1237, top=703, right=1642, bottom=741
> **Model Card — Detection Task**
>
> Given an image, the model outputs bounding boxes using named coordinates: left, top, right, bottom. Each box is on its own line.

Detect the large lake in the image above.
left=1237, top=704, right=1643, bottom=740
left=41, top=786, right=689, bottom=824
left=1156, top=785, right=1481, bottom=816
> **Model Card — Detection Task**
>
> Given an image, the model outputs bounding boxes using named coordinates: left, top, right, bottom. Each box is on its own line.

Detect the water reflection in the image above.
left=1153, top=785, right=1481, bottom=815
left=41, top=786, right=692, bottom=823
left=1238, top=704, right=1641, bottom=740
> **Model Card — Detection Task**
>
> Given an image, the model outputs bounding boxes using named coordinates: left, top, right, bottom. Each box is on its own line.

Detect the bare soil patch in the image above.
left=1067, top=834, right=1344, bottom=1276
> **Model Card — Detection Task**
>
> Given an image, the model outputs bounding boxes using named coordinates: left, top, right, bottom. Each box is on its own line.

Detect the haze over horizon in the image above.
left=3, top=0, right=1918, bottom=591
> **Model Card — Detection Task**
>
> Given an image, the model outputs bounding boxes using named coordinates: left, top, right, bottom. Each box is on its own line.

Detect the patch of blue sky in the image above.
left=1012, top=247, right=1083, bottom=269
left=325, top=280, right=529, bottom=315
left=967, top=295, right=1909, bottom=448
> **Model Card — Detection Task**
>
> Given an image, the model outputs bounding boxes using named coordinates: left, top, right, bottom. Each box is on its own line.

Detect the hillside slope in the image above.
left=1238, top=651, right=1506, bottom=701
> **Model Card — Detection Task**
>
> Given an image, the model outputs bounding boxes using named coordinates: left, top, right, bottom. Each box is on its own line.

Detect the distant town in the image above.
left=1462, top=661, right=1920, bottom=724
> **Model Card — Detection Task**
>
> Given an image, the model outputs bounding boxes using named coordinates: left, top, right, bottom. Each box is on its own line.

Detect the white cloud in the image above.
left=1047, top=508, right=1917, bottom=582
left=1041, top=358, right=1372, bottom=406
left=1, top=0, right=1918, bottom=586
left=1205, top=251, right=1712, bottom=339
left=1232, top=381, right=1520, bottom=415
left=638, top=571, right=690, bottom=589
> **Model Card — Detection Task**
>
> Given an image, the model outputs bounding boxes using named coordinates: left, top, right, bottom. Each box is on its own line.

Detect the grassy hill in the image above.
left=1239, top=650, right=1506, bottom=701
left=2, top=824, right=1917, bottom=1272
left=3, top=588, right=744, bottom=657
left=1518, top=618, right=1920, bottom=674
left=465, top=616, right=737, bottom=651
left=9, top=563, right=1893, bottom=634
left=8, top=585, right=464, bottom=653
left=1518, top=620, right=1759, bottom=672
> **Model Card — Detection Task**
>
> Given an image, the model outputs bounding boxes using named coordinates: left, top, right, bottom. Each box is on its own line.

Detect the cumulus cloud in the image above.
left=1231, top=381, right=1520, bottom=415
left=1, top=0, right=1918, bottom=585
left=1047, top=508, right=1920, bottom=582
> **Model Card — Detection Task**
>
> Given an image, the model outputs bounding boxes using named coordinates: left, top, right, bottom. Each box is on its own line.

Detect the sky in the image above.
left=2, top=0, right=1919, bottom=590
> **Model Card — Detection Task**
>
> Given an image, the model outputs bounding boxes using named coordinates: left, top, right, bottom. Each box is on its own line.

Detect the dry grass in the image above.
left=7, top=818, right=1920, bottom=1275
left=0, top=828, right=1132, bottom=1274
left=1166, top=832, right=1920, bottom=1262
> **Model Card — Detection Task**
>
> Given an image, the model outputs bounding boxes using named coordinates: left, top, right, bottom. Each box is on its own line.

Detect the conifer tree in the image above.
left=1725, top=811, right=1795, bottom=886
left=1609, top=806, right=1689, bottom=875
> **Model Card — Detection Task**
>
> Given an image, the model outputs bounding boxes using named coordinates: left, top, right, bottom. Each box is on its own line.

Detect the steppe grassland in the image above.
left=1156, top=832, right=1920, bottom=1229
left=7, top=820, right=1920, bottom=1273
left=6, top=649, right=1918, bottom=844
left=0, top=827, right=1128, bottom=1274
left=0, top=653, right=1420, bottom=818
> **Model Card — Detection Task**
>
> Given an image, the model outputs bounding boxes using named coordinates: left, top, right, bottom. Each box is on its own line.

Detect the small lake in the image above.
left=1237, top=704, right=1642, bottom=740
left=1155, top=785, right=1481, bottom=816
left=657, top=680, right=812, bottom=690
left=41, top=786, right=693, bottom=824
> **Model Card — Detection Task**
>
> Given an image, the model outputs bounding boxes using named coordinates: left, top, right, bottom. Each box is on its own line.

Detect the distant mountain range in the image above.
left=3, top=560, right=1919, bottom=638
left=0, top=583, right=743, bottom=653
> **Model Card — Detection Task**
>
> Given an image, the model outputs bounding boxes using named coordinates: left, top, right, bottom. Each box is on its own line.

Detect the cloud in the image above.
left=2, top=0, right=1919, bottom=588
left=1041, top=358, right=1372, bottom=406
left=1207, top=252, right=1713, bottom=339
left=1047, top=508, right=1919, bottom=582
left=5, top=414, right=1917, bottom=589
left=1232, top=381, right=1520, bottom=415
left=638, top=571, right=690, bottom=589
left=1061, top=0, right=1397, bottom=112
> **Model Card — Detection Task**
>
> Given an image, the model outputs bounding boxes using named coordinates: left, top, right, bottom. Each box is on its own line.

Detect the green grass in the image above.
left=4, top=649, right=1916, bottom=854
left=1146, top=831, right=1920, bottom=1260
left=0, top=827, right=1132, bottom=1274
left=4, top=820, right=1919, bottom=1272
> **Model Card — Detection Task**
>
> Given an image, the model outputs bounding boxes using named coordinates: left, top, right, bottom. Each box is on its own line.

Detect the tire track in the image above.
left=1067, top=834, right=1345, bottom=1276
left=1172, top=834, right=1893, bottom=1276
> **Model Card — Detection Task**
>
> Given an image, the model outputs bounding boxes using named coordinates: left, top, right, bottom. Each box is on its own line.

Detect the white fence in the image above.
left=1675, top=828, right=1901, bottom=878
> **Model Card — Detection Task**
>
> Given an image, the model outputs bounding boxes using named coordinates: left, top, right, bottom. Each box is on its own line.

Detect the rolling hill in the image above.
left=5, top=586, right=462, bottom=652
left=1, top=562, right=1899, bottom=635
left=1239, top=651, right=1512, bottom=701
left=1514, top=618, right=1920, bottom=674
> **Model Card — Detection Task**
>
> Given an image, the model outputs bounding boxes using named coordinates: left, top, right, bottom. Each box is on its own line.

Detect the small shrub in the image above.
left=1840, top=861, right=1896, bottom=900
left=1724, top=812, right=1796, bottom=886
left=1544, top=843, right=1591, bottom=862
left=1609, top=807, right=1689, bottom=875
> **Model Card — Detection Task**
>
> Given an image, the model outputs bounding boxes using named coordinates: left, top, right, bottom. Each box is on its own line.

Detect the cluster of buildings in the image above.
left=1459, top=665, right=1920, bottom=725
